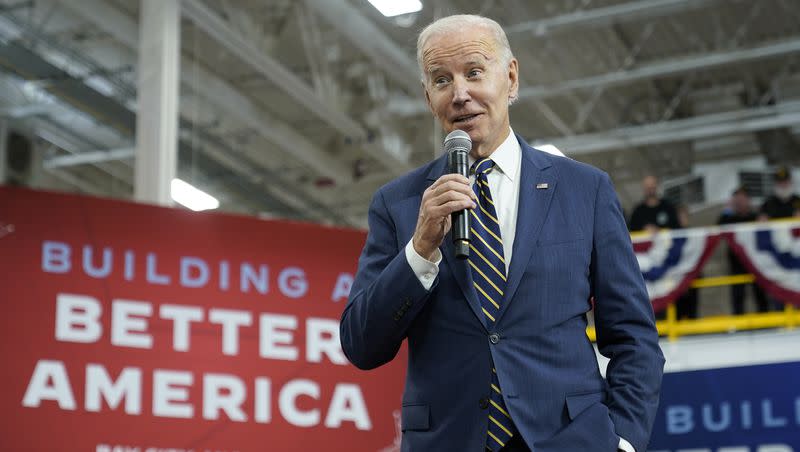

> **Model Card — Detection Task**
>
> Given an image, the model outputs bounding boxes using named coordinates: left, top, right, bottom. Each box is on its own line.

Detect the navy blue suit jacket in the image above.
left=341, top=135, right=664, bottom=451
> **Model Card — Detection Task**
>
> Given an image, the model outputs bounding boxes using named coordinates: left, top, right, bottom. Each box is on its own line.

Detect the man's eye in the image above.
left=468, top=69, right=482, bottom=78
left=434, top=77, right=449, bottom=85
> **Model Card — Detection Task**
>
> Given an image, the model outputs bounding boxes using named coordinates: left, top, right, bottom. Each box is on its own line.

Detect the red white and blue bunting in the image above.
left=633, top=229, right=720, bottom=312
left=630, top=220, right=800, bottom=311
left=725, top=221, right=800, bottom=306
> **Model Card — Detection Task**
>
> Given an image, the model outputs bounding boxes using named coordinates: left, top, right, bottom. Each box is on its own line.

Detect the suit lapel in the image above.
left=426, top=155, right=486, bottom=330
left=494, top=138, right=557, bottom=325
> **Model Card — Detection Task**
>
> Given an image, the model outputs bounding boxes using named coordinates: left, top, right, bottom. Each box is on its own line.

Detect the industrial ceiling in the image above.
left=1, top=0, right=799, bottom=227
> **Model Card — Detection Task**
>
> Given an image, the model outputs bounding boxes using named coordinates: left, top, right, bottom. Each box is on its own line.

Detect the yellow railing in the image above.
left=689, top=274, right=754, bottom=288
left=586, top=274, right=798, bottom=342
left=587, top=305, right=797, bottom=342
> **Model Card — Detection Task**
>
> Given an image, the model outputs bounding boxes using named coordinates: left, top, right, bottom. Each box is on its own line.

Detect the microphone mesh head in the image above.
left=444, top=130, right=472, bottom=154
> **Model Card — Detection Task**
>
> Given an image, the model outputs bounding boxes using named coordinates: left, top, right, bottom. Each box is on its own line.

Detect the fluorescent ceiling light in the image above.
left=367, top=0, right=422, bottom=17
left=171, top=178, right=219, bottom=211
left=535, top=143, right=566, bottom=157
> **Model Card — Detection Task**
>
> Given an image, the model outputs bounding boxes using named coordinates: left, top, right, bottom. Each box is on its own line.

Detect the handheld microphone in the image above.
left=445, top=130, right=472, bottom=259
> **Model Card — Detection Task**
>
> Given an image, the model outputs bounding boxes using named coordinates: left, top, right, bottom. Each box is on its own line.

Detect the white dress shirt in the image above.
left=405, top=128, right=520, bottom=284
left=403, top=127, right=635, bottom=452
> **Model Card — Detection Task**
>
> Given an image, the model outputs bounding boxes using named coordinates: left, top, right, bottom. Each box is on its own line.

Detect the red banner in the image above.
left=0, top=187, right=405, bottom=452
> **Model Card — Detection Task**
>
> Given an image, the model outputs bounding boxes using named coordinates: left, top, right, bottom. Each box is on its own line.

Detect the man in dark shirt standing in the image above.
left=629, top=175, right=681, bottom=233
left=628, top=175, right=686, bottom=319
left=759, top=166, right=799, bottom=220
left=755, top=166, right=798, bottom=312
left=718, top=187, right=770, bottom=314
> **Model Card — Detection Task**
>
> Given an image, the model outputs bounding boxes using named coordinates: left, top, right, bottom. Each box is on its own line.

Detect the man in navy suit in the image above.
left=340, top=14, right=664, bottom=452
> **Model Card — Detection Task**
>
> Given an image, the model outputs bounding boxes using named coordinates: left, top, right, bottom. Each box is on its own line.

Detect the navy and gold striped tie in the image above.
left=469, top=158, right=517, bottom=451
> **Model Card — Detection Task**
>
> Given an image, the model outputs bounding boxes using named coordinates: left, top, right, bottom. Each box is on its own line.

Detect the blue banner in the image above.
left=649, top=361, right=800, bottom=451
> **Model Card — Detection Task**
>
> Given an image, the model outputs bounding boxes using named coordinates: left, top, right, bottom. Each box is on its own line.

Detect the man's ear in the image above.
left=508, top=58, right=519, bottom=103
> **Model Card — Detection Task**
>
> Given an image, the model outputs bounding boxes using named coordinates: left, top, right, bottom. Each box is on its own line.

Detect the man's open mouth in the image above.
left=453, top=113, right=480, bottom=124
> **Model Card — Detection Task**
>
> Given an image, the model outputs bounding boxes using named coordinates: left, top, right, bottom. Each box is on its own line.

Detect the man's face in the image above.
left=642, top=176, right=659, bottom=199
left=775, top=180, right=794, bottom=200
left=732, top=191, right=750, bottom=213
left=421, top=27, right=518, bottom=159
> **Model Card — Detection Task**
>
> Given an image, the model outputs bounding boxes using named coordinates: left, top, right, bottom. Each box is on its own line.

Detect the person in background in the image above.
left=758, top=166, right=799, bottom=311
left=759, top=166, right=799, bottom=220
left=628, top=176, right=680, bottom=320
left=628, top=175, right=681, bottom=233
left=718, top=187, right=770, bottom=314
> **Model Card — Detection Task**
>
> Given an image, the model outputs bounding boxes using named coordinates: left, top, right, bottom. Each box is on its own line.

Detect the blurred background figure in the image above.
left=628, top=175, right=681, bottom=233
left=629, top=176, right=687, bottom=320
left=759, top=166, right=799, bottom=220
left=755, top=166, right=798, bottom=312
left=718, top=187, right=770, bottom=314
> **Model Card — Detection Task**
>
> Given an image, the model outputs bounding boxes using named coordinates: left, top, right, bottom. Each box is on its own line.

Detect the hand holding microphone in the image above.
left=445, top=130, right=472, bottom=259
left=411, top=130, right=476, bottom=261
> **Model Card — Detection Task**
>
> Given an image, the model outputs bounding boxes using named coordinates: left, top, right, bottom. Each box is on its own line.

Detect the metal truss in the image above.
left=537, top=100, right=800, bottom=155
left=505, top=0, right=726, bottom=37
left=517, top=37, right=800, bottom=101
left=182, top=0, right=411, bottom=173
left=59, top=0, right=358, bottom=183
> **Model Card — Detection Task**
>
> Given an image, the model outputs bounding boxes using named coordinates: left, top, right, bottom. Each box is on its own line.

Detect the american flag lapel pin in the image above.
left=536, top=183, right=549, bottom=189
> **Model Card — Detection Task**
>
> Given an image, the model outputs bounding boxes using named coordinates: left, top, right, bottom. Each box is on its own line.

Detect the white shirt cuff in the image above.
left=618, top=437, right=635, bottom=452
left=404, top=239, right=441, bottom=291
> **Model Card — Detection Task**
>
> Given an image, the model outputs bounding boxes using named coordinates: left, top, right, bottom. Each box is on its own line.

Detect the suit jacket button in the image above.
left=489, top=333, right=500, bottom=344
left=479, top=397, right=490, bottom=409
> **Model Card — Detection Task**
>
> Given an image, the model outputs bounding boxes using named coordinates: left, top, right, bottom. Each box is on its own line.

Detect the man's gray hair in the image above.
left=416, top=14, right=515, bottom=83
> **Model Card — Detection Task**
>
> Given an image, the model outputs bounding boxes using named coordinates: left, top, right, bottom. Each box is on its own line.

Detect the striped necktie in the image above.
left=469, top=158, right=517, bottom=451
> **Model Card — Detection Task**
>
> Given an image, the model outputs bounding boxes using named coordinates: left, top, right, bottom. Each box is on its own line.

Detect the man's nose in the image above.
left=451, top=77, right=470, bottom=105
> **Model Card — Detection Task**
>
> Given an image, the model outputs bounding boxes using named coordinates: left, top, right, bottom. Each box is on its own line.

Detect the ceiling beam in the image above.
left=536, top=100, right=800, bottom=154
left=31, top=117, right=133, bottom=185
left=518, top=37, right=800, bottom=101
left=0, top=103, right=62, bottom=118
left=44, top=147, right=134, bottom=169
left=505, top=0, right=725, bottom=36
